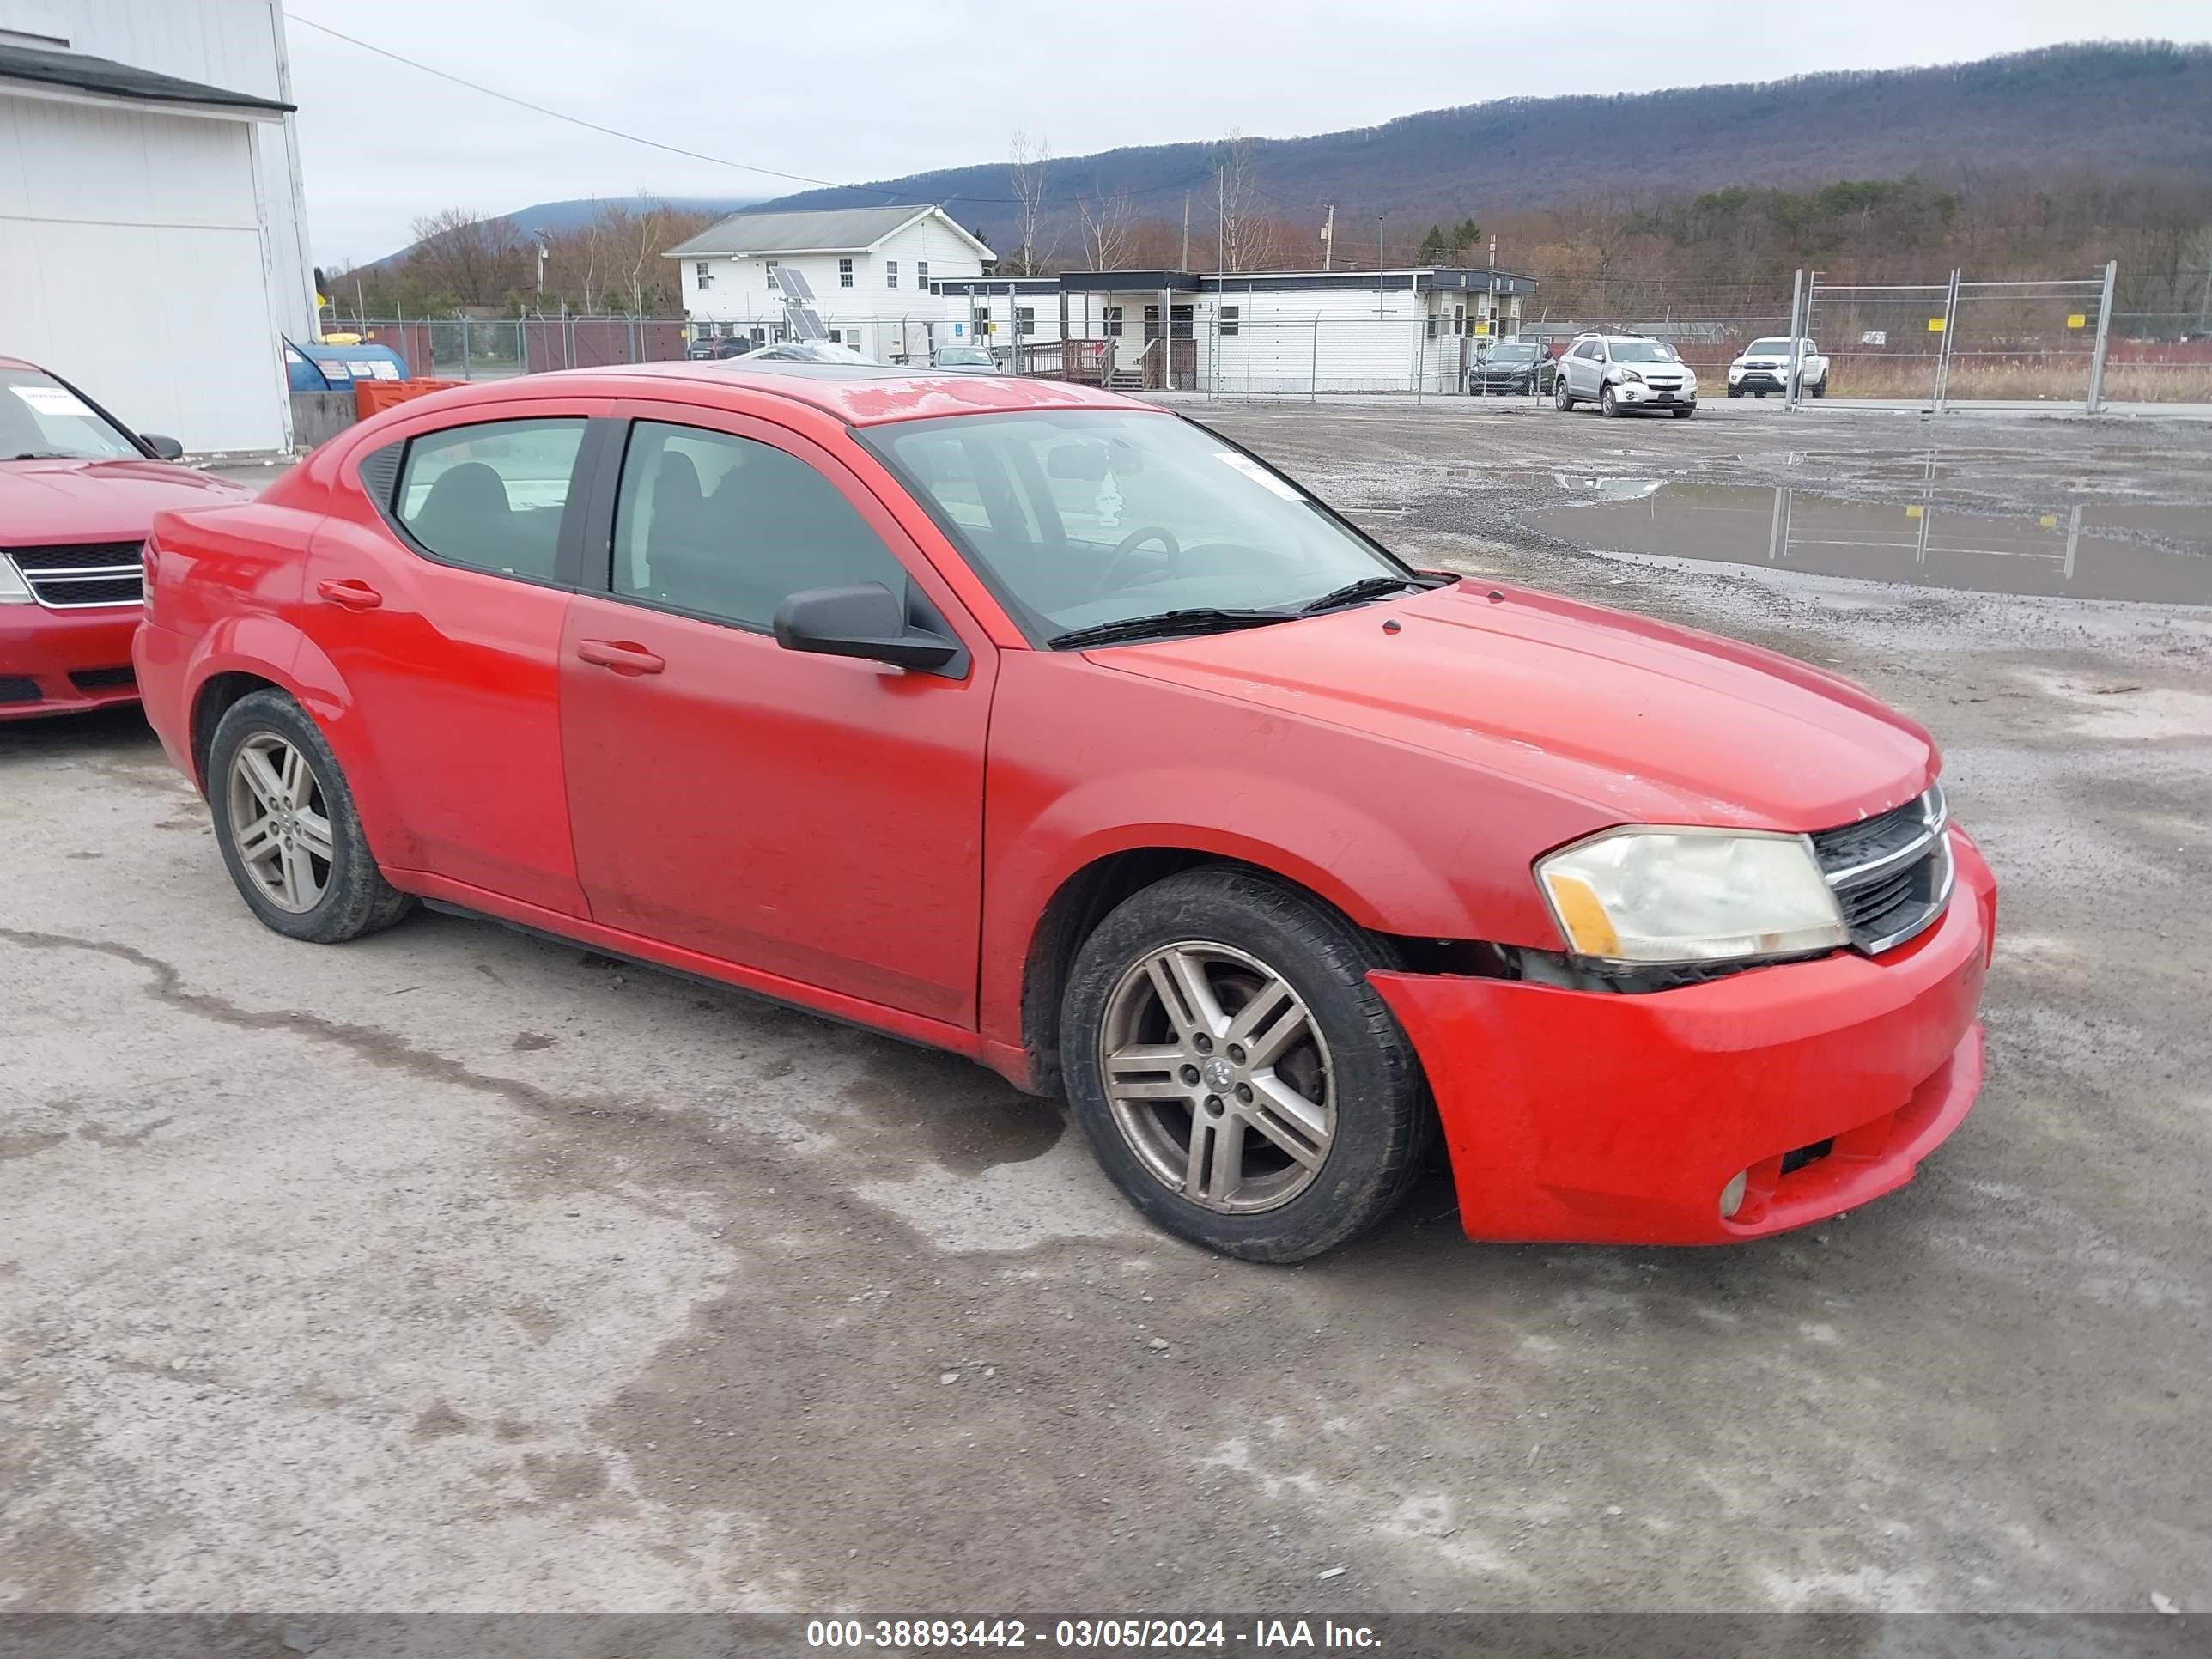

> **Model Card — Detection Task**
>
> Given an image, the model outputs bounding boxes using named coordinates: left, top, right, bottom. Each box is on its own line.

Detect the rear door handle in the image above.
left=576, top=638, right=665, bottom=676
left=315, top=578, right=382, bottom=611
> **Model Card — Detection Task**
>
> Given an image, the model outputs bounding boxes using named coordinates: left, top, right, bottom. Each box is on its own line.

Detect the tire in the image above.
left=1060, top=866, right=1435, bottom=1263
left=1727, top=386, right=1741, bottom=398
left=1600, top=385, right=1620, bottom=417
left=1812, top=378, right=1827, bottom=399
left=207, top=689, right=413, bottom=945
left=1554, top=379, right=1573, bottom=410
left=1754, top=389, right=1769, bottom=399
left=1672, top=402, right=1696, bottom=418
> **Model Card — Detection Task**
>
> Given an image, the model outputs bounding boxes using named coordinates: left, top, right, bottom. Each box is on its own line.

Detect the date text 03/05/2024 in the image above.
left=805, top=1619, right=1382, bottom=1650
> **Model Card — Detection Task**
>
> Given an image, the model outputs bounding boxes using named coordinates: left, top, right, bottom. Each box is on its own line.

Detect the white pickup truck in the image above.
left=1727, top=337, right=1828, bottom=398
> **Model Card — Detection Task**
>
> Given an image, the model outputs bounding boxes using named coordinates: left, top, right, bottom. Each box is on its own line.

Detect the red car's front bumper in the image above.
left=0, top=603, right=140, bottom=720
left=1371, top=829, right=1996, bottom=1245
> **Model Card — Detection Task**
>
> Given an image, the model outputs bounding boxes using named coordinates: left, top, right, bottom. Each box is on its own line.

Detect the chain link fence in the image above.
left=315, top=315, right=691, bottom=381
left=313, top=264, right=2209, bottom=409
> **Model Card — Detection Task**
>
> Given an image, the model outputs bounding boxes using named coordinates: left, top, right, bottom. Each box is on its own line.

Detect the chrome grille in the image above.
left=5, top=541, right=145, bottom=609
left=1811, top=787, right=1954, bottom=955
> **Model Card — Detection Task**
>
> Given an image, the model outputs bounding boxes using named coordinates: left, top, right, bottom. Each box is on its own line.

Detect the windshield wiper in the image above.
left=7, top=452, right=76, bottom=461
left=1297, top=574, right=1436, bottom=615
left=1048, top=607, right=1295, bottom=650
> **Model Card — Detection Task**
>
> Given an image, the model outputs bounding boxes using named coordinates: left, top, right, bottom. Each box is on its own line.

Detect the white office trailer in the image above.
left=667, top=205, right=995, bottom=363
left=0, top=0, right=314, bottom=452
left=929, top=267, right=1535, bottom=393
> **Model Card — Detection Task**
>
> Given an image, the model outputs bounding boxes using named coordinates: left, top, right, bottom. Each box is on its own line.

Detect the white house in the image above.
left=0, top=0, right=316, bottom=451
left=666, top=204, right=994, bottom=363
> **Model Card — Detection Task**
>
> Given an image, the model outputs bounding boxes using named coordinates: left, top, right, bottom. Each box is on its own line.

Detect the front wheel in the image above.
left=1600, top=385, right=1620, bottom=417
left=1671, top=402, right=1697, bottom=418
left=1060, top=867, right=1434, bottom=1262
left=208, top=689, right=413, bottom=944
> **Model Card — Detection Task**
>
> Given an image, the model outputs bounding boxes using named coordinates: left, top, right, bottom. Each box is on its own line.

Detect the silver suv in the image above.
left=1554, top=332, right=1698, bottom=418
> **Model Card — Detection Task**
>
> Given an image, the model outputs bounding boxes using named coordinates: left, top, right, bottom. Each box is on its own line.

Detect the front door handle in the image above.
left=315, top=578, right=383, bottom=611
left=576, top=638, right=665, bottom=676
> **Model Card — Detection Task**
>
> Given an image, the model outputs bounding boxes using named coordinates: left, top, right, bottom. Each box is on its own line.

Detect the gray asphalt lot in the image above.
left=3, top=398, right=2208, bottom=1615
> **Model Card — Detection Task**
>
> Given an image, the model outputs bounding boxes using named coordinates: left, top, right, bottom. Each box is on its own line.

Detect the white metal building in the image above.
left=667, top=205, right=994, bottom=363
left=0, top=0, right=315, bottom=452
left=928, top=267, right=1535, bottom=392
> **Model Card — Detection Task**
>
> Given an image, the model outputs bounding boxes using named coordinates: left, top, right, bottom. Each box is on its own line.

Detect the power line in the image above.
left=289, top=14, right=1018, bottom=204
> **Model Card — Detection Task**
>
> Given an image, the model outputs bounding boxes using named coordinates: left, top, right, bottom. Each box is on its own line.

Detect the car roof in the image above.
left=461, top=360, right=1153, bottom=428
left=0, top=354, right=45, bottom=372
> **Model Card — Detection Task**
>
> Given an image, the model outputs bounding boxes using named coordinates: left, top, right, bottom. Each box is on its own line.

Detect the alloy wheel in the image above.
left=1097, top=940, right=1335, bottom=1213
left=225, top=732, right=335, bottom=913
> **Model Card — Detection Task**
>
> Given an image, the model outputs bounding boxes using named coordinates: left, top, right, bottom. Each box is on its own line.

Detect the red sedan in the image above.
left=2, top=357, right=246, bottom=720
left=134, top=365, right=1995, bottom=1261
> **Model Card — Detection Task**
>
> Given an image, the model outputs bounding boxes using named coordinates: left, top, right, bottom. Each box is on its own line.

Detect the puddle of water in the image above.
left=1533, top=483, right=2212, bottom=605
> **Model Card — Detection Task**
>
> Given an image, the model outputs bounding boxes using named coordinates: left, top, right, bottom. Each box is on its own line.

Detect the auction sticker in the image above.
left=10, top=384, right=95, bottom=418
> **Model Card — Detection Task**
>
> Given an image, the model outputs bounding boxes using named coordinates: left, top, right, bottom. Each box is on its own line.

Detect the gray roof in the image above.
left=0, top=41, right=292, bottom=114
left=665, top=204, right=986, bottom=260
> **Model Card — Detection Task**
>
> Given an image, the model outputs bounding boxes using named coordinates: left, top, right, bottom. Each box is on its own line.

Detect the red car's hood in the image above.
left=1089, top=580, right=1937, bottom=830
left=0, top=459, right=246, bottom=544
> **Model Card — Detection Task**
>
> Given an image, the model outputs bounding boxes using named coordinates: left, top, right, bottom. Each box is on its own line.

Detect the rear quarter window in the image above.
left=393, top=418, right=586, bottom=583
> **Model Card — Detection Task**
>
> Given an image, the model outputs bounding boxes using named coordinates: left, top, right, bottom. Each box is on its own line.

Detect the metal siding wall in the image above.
left=22, top=1, right=313, bottom=342
left=0, top=95, right=284, bottom=450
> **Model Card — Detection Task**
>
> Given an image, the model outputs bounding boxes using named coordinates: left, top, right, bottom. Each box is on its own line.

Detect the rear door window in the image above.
left=394, top=418, right=587, bottom=583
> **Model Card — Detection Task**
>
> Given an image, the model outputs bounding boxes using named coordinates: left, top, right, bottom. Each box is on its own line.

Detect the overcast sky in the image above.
left=288, top=0, right=2208, bottom=265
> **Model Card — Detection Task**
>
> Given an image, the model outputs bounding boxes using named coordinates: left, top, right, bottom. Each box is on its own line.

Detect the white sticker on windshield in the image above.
left=1214, top=451, right=1304, bottom=501
left=10, top=385, right=96, bottom=419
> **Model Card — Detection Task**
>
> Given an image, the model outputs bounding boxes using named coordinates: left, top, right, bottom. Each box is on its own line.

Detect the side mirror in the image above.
left=773, top=582, right=963, bottom=675
left=142, top=433, right=185, bottom=461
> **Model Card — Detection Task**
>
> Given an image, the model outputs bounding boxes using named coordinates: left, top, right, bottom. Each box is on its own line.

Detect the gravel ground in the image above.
left=3, top=398, right=2208, bottom=1618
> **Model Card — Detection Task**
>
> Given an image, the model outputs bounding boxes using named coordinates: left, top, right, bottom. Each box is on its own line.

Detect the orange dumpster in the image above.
left=355, top=379, right=465, bottom=421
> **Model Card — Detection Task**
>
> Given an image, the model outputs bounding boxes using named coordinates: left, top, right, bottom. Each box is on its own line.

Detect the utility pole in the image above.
left=1376, top=216, right=1385, bottom=317
left=1322, top=205, right=1335, bottom=272
left=1217, top=170, right=1225, bottom=276
left=1181, top=193, right=1190, bottom=272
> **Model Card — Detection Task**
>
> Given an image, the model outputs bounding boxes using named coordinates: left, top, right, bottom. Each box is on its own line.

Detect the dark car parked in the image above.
left=1468, top=341, right=1556, bottom=397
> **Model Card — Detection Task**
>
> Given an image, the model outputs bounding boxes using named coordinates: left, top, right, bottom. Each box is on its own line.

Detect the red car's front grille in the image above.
left=4, top=541, right=145, bottom=609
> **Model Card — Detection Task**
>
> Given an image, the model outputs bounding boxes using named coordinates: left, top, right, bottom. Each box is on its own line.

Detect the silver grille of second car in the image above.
left=4, top=542, right=146, bottom=609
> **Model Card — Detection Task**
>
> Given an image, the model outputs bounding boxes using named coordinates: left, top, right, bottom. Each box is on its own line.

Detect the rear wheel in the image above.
left=208, top=690, right=412, bottom=944
left=1811, top=378, right=1827, bottom=399
left=1060, top=867, right=1433, bottom=1262
left=1554, top=379, right=1574, bottom=410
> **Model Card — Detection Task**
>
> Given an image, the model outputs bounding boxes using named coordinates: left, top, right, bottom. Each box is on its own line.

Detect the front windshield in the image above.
left=1746, top=338, right=1794, bottom=356
left=863, top=410, right=1411, bottom=642
left=936, top=348, right=994, bottom=366
left=0, top=368, right=140, bottom=461
left=1486, top=344, right=1538, bottom=362
left=1608, top=342, right=1678, bottom=363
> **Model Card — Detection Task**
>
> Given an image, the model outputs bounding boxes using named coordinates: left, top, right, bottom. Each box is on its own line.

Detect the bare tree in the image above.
left=1007, top=129, right=1058, bottom=275
left=405, top=208, right=525, bottom=307
left=1076, top=187, right=1136, bottom=270
left=1214, top=131, right=1279, bottom=274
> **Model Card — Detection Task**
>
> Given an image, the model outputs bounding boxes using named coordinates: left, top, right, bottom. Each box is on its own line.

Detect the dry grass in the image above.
left=1828, top=357, right=2212, bottom=403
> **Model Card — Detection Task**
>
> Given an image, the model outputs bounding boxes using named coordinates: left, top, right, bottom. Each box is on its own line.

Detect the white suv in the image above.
left=1554, top=333, right=1698, bottom=418
left=1727, top=337, right=1828, bottom=398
